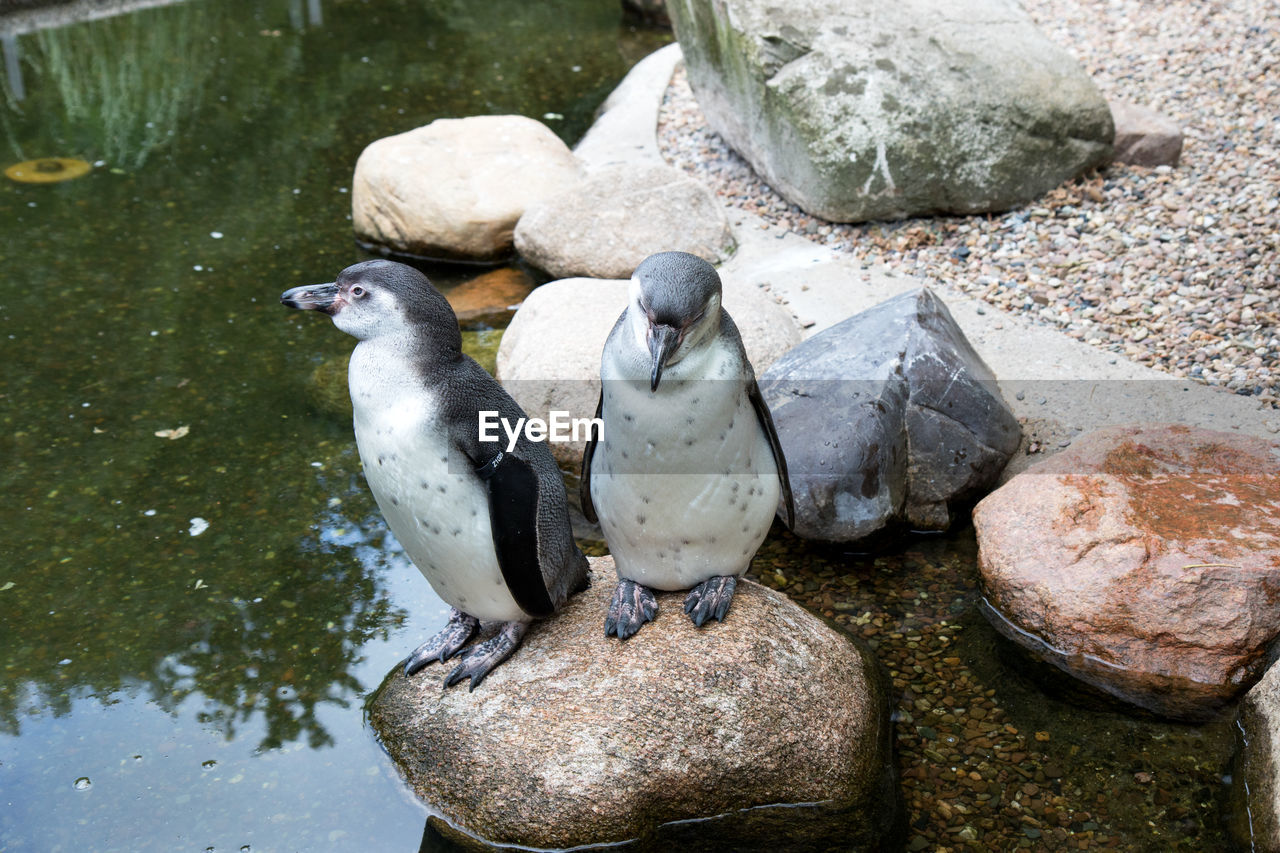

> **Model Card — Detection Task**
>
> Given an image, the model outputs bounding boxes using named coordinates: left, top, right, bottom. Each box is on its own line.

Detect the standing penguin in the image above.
left=581, top=251, right=793, bottom=639
left=281, top=260, right=588, bottom=689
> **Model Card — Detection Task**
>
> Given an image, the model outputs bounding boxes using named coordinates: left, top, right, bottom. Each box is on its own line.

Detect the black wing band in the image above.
left=578, top=390, right=604, bottom=524
left=749, top=378, right=795, bottom=528
left=476, top=451, right=555, bottom=618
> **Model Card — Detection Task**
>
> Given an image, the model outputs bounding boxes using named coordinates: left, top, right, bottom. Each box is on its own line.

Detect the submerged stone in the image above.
left=368, top=557, right=899, bottom=851
left=5, top=157, right=92, bottom=183
left=975, top=423, right=1280, bottom=721
left=444, top=267, right=537, bottom=329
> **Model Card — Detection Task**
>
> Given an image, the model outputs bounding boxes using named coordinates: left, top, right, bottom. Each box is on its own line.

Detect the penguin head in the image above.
left=627, top=251, right=722, bottom=392
left=281, top=260, right=461, bottom=350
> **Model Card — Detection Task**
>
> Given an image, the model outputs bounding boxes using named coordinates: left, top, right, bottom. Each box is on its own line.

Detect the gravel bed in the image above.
left=748, top=528, right=1236, bottom=851
left=657, top=0, right=1279, bottom=407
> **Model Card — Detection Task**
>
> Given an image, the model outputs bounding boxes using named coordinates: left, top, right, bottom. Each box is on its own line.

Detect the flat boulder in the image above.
left=514, top=163, right=735, bottom=279
left=368, top=558, right=898, bottom=851
left=761, top=288, right=1020, bottom=542
left=667, top=0, right=1113, bottom=222
left=497, top=274, right=800, bottom=469
left=352, top=115, right=582, bottom=262
left=974, top=424, right=1280, bottom=720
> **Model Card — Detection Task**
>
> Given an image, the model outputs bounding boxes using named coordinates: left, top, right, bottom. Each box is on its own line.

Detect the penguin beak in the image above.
left=281, top=282, right=339, bottom=315
left=648, top=323, right=682, bottom=392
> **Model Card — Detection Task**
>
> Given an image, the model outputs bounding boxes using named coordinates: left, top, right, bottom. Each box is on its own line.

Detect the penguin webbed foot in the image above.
left=684, top=575, right=737, bottom=627
left=604, top=579, right=658, bottom=640
left=403, top=608, right=479, bottom=677
left=444, top=621, right=527, bottom=691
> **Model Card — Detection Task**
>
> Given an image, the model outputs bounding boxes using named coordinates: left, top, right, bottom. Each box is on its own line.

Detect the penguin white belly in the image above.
left=349, top=351, right=524, bottom=623
left=591, top=378, right=779, bottom=590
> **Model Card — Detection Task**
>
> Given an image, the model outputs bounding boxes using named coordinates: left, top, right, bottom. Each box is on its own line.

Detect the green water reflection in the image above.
left=0, top=0, right=668, bottom=849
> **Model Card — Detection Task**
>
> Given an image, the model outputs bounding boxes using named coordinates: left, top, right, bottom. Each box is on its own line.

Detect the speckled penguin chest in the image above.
left=590, top=339, right=780, bottom=590
left=346, top=341, right=522, bottom=622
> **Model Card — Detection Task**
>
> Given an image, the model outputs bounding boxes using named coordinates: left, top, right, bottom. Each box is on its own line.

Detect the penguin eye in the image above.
left=350, top=285, right=366, bottom=299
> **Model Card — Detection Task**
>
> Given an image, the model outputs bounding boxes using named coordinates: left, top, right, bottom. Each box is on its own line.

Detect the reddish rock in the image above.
left=443, top=267, right=537, bottom=328
left=974, top=423, right=1280, bottom=720
left=1110, top=100, right=1183, bottom=167
left=368, top=558, right=898, bottom=851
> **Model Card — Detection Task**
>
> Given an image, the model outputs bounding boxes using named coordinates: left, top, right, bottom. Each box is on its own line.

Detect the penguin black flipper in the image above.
left=748, top=377, right=795, bottom=529
left=578, top=390, right=604, bottom=524
left=475, top=449, right=556, bottom=619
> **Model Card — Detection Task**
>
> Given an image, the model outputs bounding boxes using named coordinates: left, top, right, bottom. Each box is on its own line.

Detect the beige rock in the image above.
left=513, top=163, right=735, bottom=279
left=368, top=558, right=897, bottom=851
left=496, top=274, right=801, bottom=469
left=974, top=423, right=1280, bottom=720
left=1111, top=100, right=1183, bottom=167
left=352, top=116, right=582, bottom=261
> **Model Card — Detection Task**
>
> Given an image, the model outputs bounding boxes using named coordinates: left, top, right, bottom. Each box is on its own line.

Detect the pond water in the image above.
left=0, top=1, right=666, bottom=850
left=0, top=2, right=1245, bottom=851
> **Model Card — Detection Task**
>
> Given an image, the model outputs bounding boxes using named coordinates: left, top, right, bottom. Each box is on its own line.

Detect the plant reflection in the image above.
left=0, top=482, right=410, bottom=751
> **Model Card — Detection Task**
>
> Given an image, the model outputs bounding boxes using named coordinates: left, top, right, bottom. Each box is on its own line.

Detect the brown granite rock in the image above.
left=1110, top=100, right=1183, bottom=167
left=444, top=267, right=537, bottom=328
left=974, top=423, right=1280, bottom=720
left=368, top=557, right=898, bottom=851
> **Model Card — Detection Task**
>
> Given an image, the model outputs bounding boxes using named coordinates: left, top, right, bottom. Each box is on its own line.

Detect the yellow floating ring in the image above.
left=5, top=157, right=93, bottom=184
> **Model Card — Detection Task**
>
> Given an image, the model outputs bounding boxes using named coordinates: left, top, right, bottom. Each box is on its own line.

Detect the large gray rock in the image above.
left=667, top=0, right=1114, bottom=222
left=761, top=288, right=1020, bottom=541
left=352, top=115, right=582, bottom=261
left=1234, top=660, right=1280, bottom=852
left=369, top=558, right=898, bottom=851
left=497, top=274, right=801, bottom=469
left=975, top=424, right=1280, bottom=721
left=514, top=163, right=735, bottom=279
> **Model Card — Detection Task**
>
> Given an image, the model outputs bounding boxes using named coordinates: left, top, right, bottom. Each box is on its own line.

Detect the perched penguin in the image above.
left=580, top=251, right=793, bottom=639
left=281, top=260, right=588, bottom=689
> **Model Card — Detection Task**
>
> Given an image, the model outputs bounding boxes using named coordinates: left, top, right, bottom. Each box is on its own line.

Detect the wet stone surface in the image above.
left=738, top=525, right=1238, bottom=851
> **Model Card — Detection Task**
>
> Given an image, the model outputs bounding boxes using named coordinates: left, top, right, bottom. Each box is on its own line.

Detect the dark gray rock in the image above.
left=369, top=558, right=899, bottom=851
left=761, top=288, right=1020, bottom=542
left=667, top=0, right=1114, bottom=222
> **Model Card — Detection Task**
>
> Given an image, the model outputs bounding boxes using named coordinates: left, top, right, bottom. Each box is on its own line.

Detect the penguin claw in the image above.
left=403, top=609, right=480, bottom=676
left=604, top=579, right=658, bottom=640
left=684, top=576, right=737, bottom=627
left=442, top=622, right=527, bottom=691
